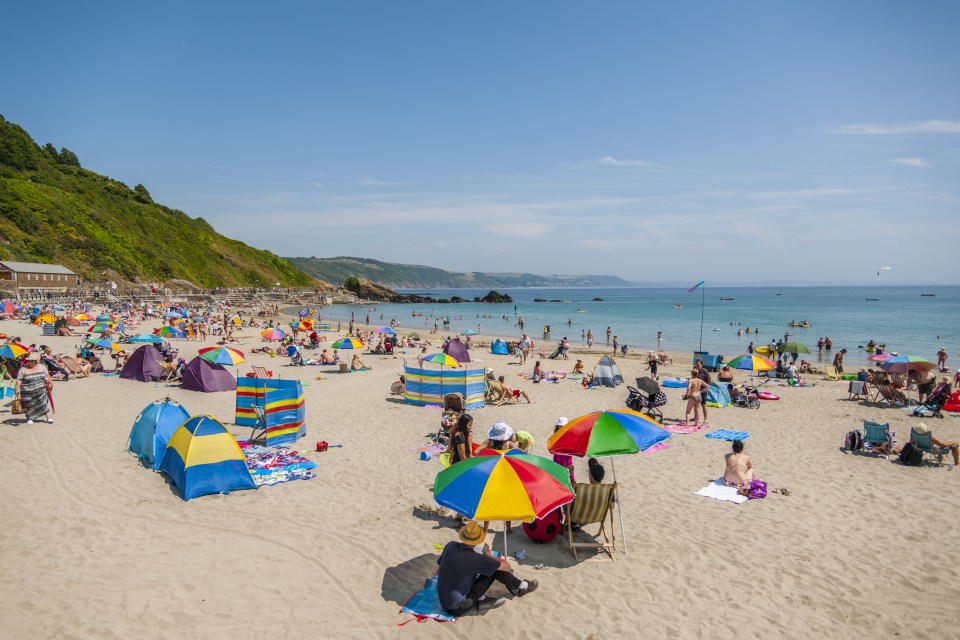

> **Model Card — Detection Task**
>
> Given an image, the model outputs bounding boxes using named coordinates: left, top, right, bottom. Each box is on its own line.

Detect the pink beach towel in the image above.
left=664, top=421, right=708, bottom=434
left=641, top=442, right=672, bottom=454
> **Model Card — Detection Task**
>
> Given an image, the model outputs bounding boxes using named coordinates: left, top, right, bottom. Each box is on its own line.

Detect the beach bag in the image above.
left=747, top=479, right=767, bottom=500
left=11, top=397, right=24, bottom=414
left=898, top=442, right=923, bottom=467
left=844, top=430, right=863, bottom=451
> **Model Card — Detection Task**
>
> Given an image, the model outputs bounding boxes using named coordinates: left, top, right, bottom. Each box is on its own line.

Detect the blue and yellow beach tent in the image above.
left=127, top=398, right=191, bottom=470
left=159, top=415, right=256, bottom=501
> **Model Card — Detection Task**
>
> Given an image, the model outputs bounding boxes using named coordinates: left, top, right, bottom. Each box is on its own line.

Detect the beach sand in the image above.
left=1, top=316, right=958, bottom=639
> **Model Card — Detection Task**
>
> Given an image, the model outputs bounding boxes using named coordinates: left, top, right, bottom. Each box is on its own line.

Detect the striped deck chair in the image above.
left=566, top=482, right=618, bottom=561
left=252, top=365, right=272, bottom=379
left=875, top=384, right=907, bottom=407
left=869, top=371, right=889, bottom=402
left=848, top=380, right=869, bottom=401
left=889, top=372, right=908, bottom=390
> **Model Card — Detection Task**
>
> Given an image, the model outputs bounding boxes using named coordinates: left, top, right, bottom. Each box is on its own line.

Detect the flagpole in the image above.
left=699, top=282, right=705, bottom=352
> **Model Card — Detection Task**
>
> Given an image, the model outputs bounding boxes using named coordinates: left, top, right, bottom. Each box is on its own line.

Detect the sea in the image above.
left=314, top=285, right=958, bottom=368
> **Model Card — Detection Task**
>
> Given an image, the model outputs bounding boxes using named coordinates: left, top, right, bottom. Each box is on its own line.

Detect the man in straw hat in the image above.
left=913, top=423, right=959, bottom=466
left=432, top=520, right=538, bottom=615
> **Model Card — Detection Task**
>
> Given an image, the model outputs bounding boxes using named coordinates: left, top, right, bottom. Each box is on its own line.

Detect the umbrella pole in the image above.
left=503, top=521, right=508, bottom=558
left=611, top=458, right=627, bottom=553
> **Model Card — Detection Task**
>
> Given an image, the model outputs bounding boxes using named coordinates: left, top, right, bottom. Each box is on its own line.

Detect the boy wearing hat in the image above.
left=433, top=521, right=538, bottom=615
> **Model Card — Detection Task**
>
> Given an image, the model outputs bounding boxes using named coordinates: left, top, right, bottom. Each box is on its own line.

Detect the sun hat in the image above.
left=488, top=421, right=514, bottom=441
left=25, top=352, right=40, bottom=361
left=516, top=430, right=534, bottom=449
left=458, top=521, right=487, bottom=546
left=556, top=416, right=569, bottom=427
left=914, top=423, right=931, bottom=435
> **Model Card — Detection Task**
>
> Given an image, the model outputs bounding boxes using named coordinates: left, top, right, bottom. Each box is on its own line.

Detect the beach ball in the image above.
left=522, top=508, right=563, bottom=543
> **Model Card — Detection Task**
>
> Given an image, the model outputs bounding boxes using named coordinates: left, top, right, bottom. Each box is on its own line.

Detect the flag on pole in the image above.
left=687, top=280, right=705, bottom=293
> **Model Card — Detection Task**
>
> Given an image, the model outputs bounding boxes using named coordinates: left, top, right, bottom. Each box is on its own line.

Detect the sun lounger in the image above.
left=848, top=380, right=869, bottom=401
left=874, top=384, right=906, bottom=407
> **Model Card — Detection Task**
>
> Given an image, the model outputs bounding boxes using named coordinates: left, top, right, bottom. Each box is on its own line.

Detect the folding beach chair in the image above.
left=60, top=356, right=88, bottom=379
left=862, top=421, right=893, bottom=458
left=822, top=366, right=842, bottom=381
left=848, top=380, right=869, bottom=401
left=566, top=482, right=618, bottom=561
left=875, top=384, right=907, bottom=407
left=158, top=360, right=178, bottom=383
left=910, top=428, right=954, bottom=467
left=248, top=404, right=268, bottom=445
left=252, top=365, right=272, bottom=379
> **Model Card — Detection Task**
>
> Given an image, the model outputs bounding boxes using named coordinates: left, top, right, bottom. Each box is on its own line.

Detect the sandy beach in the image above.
left=1, top=313, right=958, bottom=640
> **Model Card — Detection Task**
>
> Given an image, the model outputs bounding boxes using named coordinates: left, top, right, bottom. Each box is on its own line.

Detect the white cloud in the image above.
left=890, top=157, right=929, bottom=168
left=594, top=156, right=659, bottom=168
left=826, top=120, right=960, bottom=135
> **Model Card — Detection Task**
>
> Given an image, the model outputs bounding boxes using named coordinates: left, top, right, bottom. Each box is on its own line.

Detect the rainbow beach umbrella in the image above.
left=86, top=338, right=123, bottom=352
left=548, top=408, right=671, bottom=552
left=726, top=354, right=776, bottom=371
left=372, top=326, right=396, bottom=335
left=547, top=409, right=670, bottom=458
left=433, top=449, right=574, bottom=555
left=154, top=326, right=186, bottom=339
left=73, top=313, right=93, bottom=321
left=0, top=344, right=28, bottom=359
left=261, top=328, right=286, bottom=341
left=198, top=346, right=246, bottom=366
left=332, top=337, right=364, bottom=350
left=88, top=322, right=116, bottom=333
left=421, top=352, right=460, bottom=367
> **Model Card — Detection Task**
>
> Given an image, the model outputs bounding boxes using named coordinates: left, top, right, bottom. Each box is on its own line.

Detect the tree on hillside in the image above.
left=344, top=276, right=361, bottom=293
left=133, top=184, right=153, bottom=204
left=57, top=147, right=80, bottom=167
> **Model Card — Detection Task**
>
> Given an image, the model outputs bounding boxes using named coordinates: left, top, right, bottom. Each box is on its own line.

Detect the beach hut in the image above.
left=127, top=398, right=191, bottom=470
left=443, top=337, right=471, bottom=363
left=182, top=357, right=237, bottom=393
left=158, top=415, right=256, bottom=501
left=235, top=378, right=306, bottom=445
left=120, top=344, right=166, bottom=382
left=490, top=339, right=509, bottom=355
left=592, top=356, right=624, bottom=388
left=404, top=363, right=486, bottom=410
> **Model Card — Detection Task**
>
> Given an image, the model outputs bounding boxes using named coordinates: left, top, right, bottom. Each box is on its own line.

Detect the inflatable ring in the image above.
left=756, top=391, right=780, bottom=400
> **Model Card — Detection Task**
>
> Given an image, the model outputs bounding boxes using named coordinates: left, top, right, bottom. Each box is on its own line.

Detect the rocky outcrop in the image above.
left=476, top=291, right=512, bottom=303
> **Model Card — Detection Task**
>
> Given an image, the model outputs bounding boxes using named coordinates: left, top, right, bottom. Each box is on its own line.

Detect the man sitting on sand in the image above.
left=433, top=520, right=538, bottom=615
left=319, top=349, right=335, bottom=364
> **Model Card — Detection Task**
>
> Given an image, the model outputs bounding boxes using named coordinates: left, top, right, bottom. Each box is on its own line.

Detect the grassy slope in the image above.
left=0, top=115, right=317, bottom=287
left=287, top=256, right=502, bottom=289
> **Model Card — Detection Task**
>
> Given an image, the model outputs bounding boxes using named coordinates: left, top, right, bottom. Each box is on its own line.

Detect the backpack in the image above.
left=898, top=442, right=923, bottom=467
left=844, top=430, right=863, bottom=451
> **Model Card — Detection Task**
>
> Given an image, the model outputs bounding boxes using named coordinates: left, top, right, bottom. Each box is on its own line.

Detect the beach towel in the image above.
left=662, top=378, right=688, bottom=388
left=400, top=576, right=458, bottom=624
left=705, top=429, right=750, bottom=441
left=641, top=442, right=671, bottom=454
left=695, top=480, right=748, bottom=504
left=663, top=422, right=708, bottom=434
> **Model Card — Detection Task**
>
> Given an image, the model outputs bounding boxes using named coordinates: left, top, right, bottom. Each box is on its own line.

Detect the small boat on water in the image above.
left=921, top=293, right=936, bottom=297
left=720, top=297, right=734, bottom=300
left=866, top=298, right=879, bottom=301
left=575, top=309, right=586, bottom=313
left=673, top=305, right=682, bottom=309
left=787, top=323, right=811, bottom=327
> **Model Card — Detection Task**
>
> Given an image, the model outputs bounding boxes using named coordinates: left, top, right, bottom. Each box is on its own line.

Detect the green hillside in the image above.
left=0, top=115, right=317, bottom=288
left=287, top=256, right=633, bottom=289
left=287, top=256, right=503, bottom=289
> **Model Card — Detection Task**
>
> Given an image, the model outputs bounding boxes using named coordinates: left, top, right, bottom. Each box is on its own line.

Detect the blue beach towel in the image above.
left=400, top=576, right=458, bottom=623
left=705, top=429, right=750, bottom=441
left=662, top=378, right=688, bottom=388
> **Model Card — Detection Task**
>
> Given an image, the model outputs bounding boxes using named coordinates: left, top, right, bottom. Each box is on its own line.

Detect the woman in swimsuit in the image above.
left=684, top=369, right=708, bottom=426
left=724, top=440, right=756, bottom=488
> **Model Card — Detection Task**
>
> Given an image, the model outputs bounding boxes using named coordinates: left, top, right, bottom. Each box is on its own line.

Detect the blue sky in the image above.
left=3, top=1, right=958, bottom=283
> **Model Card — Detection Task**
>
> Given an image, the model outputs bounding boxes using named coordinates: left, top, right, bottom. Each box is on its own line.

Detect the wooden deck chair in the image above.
left=60, top=356, right=88, bottom=378
left=157, top=360, right=178, bottom=383
left=889, top=372, right=908, bottom=390
left=248, top=404, right=268, bottom=445
left=848, top=380, right=869, bottom=401
left=875, top=384, right=907, bottom=407
left=251, top=365, right=272, bottom=379
left=822, top=366, right=842, bottom=381
left=566, top=482, right=618, bottom=561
